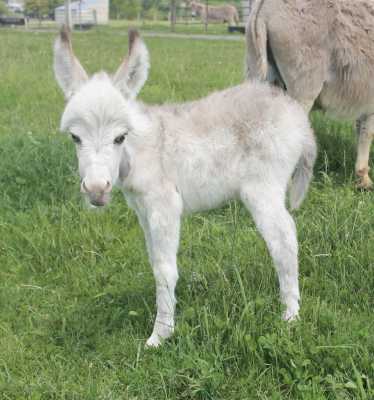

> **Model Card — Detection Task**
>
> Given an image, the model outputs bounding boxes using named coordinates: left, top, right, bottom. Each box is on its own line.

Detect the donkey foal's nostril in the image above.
left=104, top=181, right=112, bottom=193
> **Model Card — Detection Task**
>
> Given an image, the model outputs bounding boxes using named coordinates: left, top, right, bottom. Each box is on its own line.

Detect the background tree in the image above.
left=110, top=0, right=171, bottom=20
left=0, top=0, right=9, bottom=15
left=47, top=0, right=64, bottom=18
left=110, top=0, right=141, bottom=20
left=142, top=0, right=171, bottom=20
left=142, top=0, right=159, bottom=19
left=25, top=0, right=49, bottom=22
left=25, top=0, right=47, bottom=16
left=25, top=0, right=63, bottom=21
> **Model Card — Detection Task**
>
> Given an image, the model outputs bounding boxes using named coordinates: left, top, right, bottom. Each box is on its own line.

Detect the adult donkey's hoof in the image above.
left=356, top=170, right=373, bottom=190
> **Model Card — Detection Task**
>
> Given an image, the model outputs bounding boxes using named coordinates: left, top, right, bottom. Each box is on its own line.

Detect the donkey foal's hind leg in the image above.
left=241, top=185, right=300, bottom=321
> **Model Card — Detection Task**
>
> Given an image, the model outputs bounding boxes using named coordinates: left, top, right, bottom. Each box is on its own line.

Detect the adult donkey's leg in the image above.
left=356, top=115, right=374, bottom=189
left=240, top=184, right=300, bottom=321
left=138, top=190, right=183, bottom=347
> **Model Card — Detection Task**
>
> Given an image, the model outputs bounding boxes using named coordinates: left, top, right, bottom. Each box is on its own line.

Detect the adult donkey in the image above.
left=189, top=1, right=239, bottom=26
left=54, top=27, right=316, bottom=347
left=246, top=0, right=374, bottom=189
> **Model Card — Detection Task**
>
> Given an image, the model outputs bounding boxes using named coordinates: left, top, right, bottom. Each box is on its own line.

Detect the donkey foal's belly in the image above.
left=180, top=181, right=237, bottom=214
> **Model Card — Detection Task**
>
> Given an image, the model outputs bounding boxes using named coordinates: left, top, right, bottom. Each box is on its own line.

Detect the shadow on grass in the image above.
left=311, top=112, right=364, bottom=185
left=48, top=286, right=155, bottom=351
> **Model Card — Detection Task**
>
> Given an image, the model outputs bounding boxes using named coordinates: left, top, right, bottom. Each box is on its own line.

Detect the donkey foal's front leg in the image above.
left=138, top=194, right=182, bottom=348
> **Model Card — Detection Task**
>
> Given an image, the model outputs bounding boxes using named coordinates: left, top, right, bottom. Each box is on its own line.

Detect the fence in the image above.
left=169, top=0, right=251, bottom=33
left=55, top=8, right=97, bottom=28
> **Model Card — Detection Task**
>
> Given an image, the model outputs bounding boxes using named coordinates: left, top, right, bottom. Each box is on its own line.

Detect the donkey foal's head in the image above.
left=54, top=27, right=149, bottom=207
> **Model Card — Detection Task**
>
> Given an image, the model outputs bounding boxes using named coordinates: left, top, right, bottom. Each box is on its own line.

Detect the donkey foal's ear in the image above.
left=113, top=29, right=150, bottom=99
left=53, top=25, right=88, bottom=100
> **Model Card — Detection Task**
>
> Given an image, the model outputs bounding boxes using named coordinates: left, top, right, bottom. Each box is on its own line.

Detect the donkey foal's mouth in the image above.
left=85, top=193, right=111, bottom=208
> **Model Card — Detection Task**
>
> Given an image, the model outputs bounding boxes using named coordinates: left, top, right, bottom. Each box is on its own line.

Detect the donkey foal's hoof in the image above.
left=282, top=309, right=299, bottom=322
left=145, top=334, right=163, bottom=348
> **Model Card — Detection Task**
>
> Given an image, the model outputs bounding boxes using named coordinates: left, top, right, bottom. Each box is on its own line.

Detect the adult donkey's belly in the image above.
left=317, top=0, right=374, bottom=119
left=317, top=68, right=374, bottom=120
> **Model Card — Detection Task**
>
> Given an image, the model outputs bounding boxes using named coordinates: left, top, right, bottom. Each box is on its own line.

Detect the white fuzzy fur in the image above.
left=54, top=30, right=316, bottom=347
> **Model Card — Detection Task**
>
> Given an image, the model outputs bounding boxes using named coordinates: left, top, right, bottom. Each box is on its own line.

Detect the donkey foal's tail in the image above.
left=289, top=133, right=317, bottom=210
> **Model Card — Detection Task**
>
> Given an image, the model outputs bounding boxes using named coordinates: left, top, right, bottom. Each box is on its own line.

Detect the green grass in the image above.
left=0, top=28, right=373, bottom=399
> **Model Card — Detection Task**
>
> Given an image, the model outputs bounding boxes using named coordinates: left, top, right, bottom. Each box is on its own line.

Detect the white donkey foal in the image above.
left=54, top=28, right=317, bottom=347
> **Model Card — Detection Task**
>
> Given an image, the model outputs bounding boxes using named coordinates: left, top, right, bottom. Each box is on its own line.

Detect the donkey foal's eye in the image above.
left=114, top=134, right=126, bottom=145
left=71, top=134, right=81, bottom=145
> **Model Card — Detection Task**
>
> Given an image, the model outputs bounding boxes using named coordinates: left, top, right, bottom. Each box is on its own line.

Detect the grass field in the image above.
left=0, top=27, right=373, bottom=399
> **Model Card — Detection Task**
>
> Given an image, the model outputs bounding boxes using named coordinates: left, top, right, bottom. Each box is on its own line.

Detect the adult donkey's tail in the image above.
left=245, top=0, right=285, bottom=88
left=245, top=0, right=268, bottom=80
left=289, top=132, right=317, bottom=210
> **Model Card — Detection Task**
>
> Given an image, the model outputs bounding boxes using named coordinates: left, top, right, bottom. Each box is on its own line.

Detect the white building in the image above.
left=6, top=0, right=24, bottom=13
left=55, top=0, right=109, bottom=26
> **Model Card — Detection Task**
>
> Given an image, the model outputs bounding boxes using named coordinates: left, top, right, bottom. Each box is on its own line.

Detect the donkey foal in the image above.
left=54, top=28, right=316, bottom=347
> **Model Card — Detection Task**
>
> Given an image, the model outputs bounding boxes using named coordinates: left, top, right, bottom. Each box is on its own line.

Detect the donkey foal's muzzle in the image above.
left=81, top=179, right=112, bottom=207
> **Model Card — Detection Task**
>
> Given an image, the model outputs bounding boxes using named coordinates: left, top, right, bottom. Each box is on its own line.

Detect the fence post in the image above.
left=65, top=0, right=73, bottom=29
left=78, top=0, right=82, bottom=30
left=170, top=0, right=176, bottom=32
left=204, top=0, right=208, bottom=33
